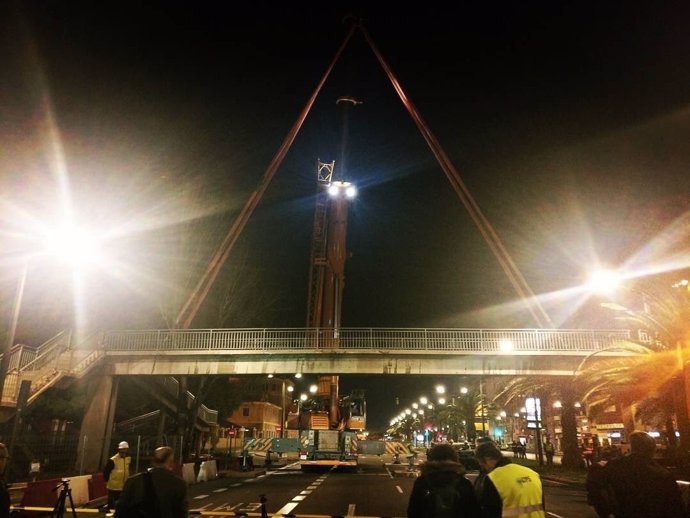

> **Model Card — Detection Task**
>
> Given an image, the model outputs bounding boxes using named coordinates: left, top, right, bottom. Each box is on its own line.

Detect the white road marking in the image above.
left=276, top=502, right=299, bottom=515
left=212, top=488, right=228, bottom=493
left=193, top=494, right=209, bottom=500
left=292, top=495, right=306, bottom=501
left=195, top=503, right=213, bottom=510
left=547, top=512, right=565, bottom=518
left=300, top=490, right=312, bottom=495
left=307, top=485, right=318, bottom=490
left=347, top=504, right=356, bottom=515
left=230, top=483, right=242, bottom=487
left=396, top=486, right=403, bottom=494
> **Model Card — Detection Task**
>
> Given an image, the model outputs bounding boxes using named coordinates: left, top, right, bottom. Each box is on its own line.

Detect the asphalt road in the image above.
left=187, top=455, right=600, bottom=518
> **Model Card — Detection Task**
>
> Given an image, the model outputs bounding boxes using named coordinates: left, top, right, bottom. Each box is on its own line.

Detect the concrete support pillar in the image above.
left=76, top=375, right=119, bottom=474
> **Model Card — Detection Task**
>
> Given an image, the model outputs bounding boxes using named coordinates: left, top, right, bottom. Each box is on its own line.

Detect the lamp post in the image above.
left=0, top=261, right=29, bottom=405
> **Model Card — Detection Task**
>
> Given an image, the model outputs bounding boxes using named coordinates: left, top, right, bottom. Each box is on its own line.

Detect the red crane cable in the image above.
left=359, top=23, right=553, bottom=329
left=175, top=24, right=357, bottom=329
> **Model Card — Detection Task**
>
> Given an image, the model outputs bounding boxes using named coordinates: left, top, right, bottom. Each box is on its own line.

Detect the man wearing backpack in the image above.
left=115, top=446, right=188, bottom=518
left=407, top=444, right=482, bottom=518
left=474, top=441, right=545, bottom=518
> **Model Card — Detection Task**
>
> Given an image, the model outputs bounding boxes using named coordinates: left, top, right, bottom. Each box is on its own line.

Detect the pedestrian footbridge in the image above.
left=3, top=327, right=641, bottom=407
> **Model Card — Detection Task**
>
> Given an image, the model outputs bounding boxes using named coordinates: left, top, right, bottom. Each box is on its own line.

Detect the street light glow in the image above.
left=43, top=224, right=102, bottom=268
left=300, top=393, right=308, bottom=401
left=419, top=396, right=428, bottom=405
left=438, top=397, right=446, bottom=405
left=436, top=385, right=446, bottom=394
left=309, top=384, right=318, bottom=394
left=460, top=387, right=468, bottom=394
left=287, top=386, right=294, bottom=393
left=295, top=373, right=302, bottom=378
left=499, top=339, right=514, bottom=352
left=587, top=269, right=621, bottom=294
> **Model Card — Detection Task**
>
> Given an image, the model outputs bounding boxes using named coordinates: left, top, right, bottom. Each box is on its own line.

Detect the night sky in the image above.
left=2, top=2, right=690, bottom=429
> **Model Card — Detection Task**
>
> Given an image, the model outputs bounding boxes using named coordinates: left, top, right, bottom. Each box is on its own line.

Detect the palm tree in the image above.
left=577, top=340, right=690, bottom=452
left=495, top=376, right=583, bottom=468
left=435, top=404, right=465, bottom=442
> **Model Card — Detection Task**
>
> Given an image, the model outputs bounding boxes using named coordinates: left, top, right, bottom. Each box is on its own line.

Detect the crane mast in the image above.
left=306, top=97, right=359, bottom=430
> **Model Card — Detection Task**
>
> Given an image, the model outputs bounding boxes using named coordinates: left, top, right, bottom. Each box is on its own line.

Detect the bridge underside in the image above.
left=105, top=351, right=618, bottom=377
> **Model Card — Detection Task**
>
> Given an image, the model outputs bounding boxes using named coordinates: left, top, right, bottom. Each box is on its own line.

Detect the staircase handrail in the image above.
left=117, top=410, right=161, bottom=430
left=69, top=349, right=105, bottom=376
left=158, top=377, right=218, bottom=425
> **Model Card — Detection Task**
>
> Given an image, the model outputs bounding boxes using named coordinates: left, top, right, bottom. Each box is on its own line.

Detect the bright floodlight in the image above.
left=43, top=224, right=101, bottom=266
left=405, top=408, right=411, bottom=415
left=345, top=185, right=357, bottom=198
left=460, top=386, right=468, bottom=395
left=287, top=386, right=294, bottom=393
left=300, top=393, right=308, bottom=401
left=267, top=374, right=274, bottom=378
left=436, top=385, right=445, bottom=394
left=438, top=397, right=446, bottom=405
left=328, top=185, right=340, bottom=197
left=309, top=384, right=318, bottom=394
left=587, top=269, right=621, bottom=293
left=499, top=339, right=514, bottom=352
left=419, top=396, right=428, bottom=405
left=294, top=373, right=302, bottom=378
left=412, top=402, right=418, bottom=409
left=553, top=400, right=562, bottom=408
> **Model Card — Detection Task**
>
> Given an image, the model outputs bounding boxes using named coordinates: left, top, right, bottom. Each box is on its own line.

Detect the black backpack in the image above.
left=424, top=478, right=462, bottom=518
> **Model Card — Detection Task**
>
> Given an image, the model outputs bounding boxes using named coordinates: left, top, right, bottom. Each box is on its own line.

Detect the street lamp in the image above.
left=460, top=386, right=468, bottom=395
left=0, top=223, right=103, bottom=402
left=436, top=385, right=446, bottom=394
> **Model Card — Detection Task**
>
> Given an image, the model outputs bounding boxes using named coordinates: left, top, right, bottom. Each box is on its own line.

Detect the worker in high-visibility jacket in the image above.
left=103, top=441, right=132, bottom=510
left=474, top=441, right=545, bottom=518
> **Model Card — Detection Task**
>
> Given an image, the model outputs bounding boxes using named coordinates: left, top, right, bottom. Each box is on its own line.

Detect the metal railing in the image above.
left=103, top=327, right=635, bottom=354
left=159, top=377, right=219, bottom=425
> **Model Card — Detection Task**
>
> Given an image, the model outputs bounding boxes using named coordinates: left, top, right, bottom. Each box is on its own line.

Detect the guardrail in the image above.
left=102, top=328, right=635, bottom=354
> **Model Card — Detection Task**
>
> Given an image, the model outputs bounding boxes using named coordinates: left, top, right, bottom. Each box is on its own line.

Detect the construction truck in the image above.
left=285, top=385, right=366, bottom=470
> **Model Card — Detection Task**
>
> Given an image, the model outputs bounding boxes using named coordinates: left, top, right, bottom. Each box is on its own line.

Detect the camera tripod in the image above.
left=51, top=479, right=77, bottom=518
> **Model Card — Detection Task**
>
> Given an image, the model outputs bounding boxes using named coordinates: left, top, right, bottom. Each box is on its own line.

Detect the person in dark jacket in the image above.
left=586, top=431, right=684, bottom=518
left=407, top=443, right=481, bottom=518
left=0, top=443, right=9, bottom=518
left=116, top=446, right=188, bottom=518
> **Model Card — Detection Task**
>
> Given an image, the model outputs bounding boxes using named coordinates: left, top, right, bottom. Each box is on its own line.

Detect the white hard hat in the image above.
left=118, top=441, right=129, bottom=449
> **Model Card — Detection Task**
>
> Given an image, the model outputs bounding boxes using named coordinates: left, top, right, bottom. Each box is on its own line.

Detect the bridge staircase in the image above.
left=0, top=330, right=104, bottom=413
left=127, top=377, right=218, bottom=431
left=0, top=331, right=218, bottom=429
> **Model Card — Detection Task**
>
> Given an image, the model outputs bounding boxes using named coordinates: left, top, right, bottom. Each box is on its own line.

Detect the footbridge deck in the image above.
left=102, top=327, right=639, bottom=377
